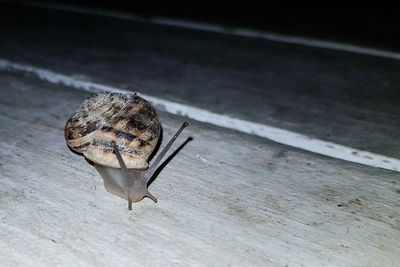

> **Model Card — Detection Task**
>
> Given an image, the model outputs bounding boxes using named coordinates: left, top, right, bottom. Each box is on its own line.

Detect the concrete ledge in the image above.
left=1, top=72, right=399, bottom=266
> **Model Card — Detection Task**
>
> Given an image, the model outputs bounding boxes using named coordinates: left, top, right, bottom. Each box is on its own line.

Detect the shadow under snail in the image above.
left=64, top=92, right=188, bottom=210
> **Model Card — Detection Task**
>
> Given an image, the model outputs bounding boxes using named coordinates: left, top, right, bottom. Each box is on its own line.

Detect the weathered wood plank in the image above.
left=0, top=73, right=399, bottom=266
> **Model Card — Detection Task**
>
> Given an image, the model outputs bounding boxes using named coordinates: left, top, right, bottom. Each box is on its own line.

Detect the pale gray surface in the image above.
left=0, top=3, right=399, bottom=159
left=1, top=73, right=400, bottom=266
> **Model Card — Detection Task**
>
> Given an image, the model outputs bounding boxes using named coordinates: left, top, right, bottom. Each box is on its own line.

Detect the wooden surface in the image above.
left=1, top=73, right=399, bottom=266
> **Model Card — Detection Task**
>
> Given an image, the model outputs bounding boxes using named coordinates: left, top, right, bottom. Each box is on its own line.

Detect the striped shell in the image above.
left=65, top=93, right=161, bottom=169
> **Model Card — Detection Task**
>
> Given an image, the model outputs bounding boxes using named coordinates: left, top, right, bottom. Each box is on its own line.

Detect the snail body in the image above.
left=65, top=93, right=188, bottom=209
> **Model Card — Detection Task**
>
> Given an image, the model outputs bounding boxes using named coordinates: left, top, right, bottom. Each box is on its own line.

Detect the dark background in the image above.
left=19, top=0, right=400, bottom=51
left=1, top=1, right=400, bottom=159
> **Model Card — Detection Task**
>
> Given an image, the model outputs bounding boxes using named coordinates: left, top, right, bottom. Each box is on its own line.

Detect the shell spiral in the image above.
left=65, top=93, right=161, bottom=169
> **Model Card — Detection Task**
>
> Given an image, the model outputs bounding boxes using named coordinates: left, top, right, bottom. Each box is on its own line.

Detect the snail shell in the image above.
left=65, top=93, right=161, bottom=169
left=65, top=93, right=188, bottom=209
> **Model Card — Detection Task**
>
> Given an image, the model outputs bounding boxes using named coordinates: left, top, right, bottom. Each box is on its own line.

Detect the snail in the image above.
left=64, top=92, right=188, bottom=210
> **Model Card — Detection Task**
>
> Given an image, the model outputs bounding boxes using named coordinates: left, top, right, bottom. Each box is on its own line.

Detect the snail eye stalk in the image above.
left=144, top=122, right=189, bottom=181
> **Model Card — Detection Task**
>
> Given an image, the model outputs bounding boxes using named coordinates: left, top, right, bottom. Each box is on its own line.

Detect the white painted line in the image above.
left=153, top=18, right=400, bottom=60
left=18, top=0, right=149, bottom=23
left=1, top=58, right=399, bottom=172
left=18, top=0, right=400, bottom=61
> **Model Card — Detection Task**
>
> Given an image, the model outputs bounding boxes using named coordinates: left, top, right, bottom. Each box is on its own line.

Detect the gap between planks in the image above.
left=0, top=58, right=399, bottom=173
